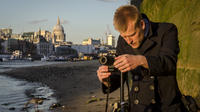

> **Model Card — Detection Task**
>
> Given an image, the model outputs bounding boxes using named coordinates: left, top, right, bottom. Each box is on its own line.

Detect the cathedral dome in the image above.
left=53, top=24, right=64, bottom=32
left=52, top=16, right=66, bottom=43
left=53, top=17, right=64, bottom=33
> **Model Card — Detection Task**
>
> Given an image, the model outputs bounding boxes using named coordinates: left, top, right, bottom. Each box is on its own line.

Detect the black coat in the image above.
left=102, top=19, right=187, bottom=112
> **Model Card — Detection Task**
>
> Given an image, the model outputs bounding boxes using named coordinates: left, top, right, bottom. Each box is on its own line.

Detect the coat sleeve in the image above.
left=145, top=24, right=180, bottom=76
left=102, top=36, right=126, bottom=94
left=102, top=73, right=122, bottom=93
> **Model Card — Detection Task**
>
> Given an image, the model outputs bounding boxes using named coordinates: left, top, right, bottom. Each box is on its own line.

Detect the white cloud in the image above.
left=28, top=19, right=48, bottom=24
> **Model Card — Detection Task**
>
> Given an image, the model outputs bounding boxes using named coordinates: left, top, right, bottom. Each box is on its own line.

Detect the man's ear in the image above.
left=141, top=20, right=145, bottom=30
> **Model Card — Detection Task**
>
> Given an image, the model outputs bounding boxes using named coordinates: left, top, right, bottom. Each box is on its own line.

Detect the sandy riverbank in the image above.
left=0, top=60, right=122, bottom=112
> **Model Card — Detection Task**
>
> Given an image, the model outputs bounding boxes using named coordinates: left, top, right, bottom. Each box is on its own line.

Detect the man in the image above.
left=97, top=5, right=187, bottom=112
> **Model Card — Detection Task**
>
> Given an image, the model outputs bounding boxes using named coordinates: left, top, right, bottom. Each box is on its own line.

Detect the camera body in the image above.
left=99, top=55, right=115, bottom=66
left=99, top=55, right=117, bottom=72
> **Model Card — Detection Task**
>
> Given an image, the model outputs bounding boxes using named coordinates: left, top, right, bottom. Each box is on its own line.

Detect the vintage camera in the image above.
left=99, top=55, right=117, bottom=72
left=99, top=56, right=115, bottom=66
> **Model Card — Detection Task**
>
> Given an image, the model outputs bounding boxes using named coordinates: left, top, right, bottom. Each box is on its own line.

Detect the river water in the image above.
left=0, top=61, right=62, bottom=112
left=0, top=75, right=57, bottom=112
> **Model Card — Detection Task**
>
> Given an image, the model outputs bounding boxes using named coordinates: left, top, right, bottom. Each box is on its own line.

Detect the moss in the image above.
left=140, top=0, right=200, bottom=105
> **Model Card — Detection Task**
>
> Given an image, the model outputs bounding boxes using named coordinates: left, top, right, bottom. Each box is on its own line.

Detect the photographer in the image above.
left=97, top=5, right=187, bottom=112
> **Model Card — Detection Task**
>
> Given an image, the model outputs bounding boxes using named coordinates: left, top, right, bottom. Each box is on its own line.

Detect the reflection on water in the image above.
left=0, top=75, right=57, bottom=112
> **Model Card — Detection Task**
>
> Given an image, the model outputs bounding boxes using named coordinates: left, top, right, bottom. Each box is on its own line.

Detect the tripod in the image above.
left=110, top=72, right=129, bottom=112
left=119, top=72, right=129, bottom=112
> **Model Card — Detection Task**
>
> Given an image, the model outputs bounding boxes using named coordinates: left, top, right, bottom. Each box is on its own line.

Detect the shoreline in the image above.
left=0, top=60, right=122, bottom=112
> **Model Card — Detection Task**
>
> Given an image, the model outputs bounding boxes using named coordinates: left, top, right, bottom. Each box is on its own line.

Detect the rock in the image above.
left=9, top=107, right=15, bottom=110
left=1, top=102, right=11, bottom=106
left=86, top=97, right=103, bottom=104
left=49, top=103, right=62, bottom=110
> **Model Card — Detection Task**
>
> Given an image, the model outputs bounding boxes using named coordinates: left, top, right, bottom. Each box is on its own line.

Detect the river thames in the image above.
left=0, top=61, right=63, bottom=112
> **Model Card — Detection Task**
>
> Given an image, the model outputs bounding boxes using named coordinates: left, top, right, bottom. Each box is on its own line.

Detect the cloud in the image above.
left=28, top=19, right=48, bottom=24
left=97, top=0, right=118, bottom=2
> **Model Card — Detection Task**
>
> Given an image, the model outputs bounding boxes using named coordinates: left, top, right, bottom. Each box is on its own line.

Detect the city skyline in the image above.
left=0, top=0, right=128, bottom=44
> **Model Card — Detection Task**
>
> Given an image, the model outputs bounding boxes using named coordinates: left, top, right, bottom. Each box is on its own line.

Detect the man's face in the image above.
left=120, top=20, right=145, bottom=49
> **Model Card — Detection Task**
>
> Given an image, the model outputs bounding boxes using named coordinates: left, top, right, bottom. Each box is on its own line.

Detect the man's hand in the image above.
left=97, top=65, right=111, bottom=87
left=114, top=54, right=149, bottom=73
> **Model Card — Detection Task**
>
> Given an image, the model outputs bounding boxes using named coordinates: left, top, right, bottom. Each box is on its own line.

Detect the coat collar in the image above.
left=138, top=37, right=155, bottom=54
left=138, top=21, right=157, bottom=54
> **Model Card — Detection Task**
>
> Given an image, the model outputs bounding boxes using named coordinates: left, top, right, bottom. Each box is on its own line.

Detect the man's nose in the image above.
left=127, top=37, right=132, bottom=44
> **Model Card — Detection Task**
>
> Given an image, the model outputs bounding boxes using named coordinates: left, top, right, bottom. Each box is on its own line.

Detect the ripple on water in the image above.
left=0, top=75, right=57, bottom=112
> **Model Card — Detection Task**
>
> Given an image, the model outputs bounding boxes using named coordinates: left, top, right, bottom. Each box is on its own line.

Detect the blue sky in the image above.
left=0, top=0, right=128, bottom=44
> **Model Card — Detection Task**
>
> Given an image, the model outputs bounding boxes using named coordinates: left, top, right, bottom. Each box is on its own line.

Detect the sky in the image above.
left=0, top=0, right=129, bottom=44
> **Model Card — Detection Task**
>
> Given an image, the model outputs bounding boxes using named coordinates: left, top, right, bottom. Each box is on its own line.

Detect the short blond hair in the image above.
left=113, top=5, right=142, bottom=33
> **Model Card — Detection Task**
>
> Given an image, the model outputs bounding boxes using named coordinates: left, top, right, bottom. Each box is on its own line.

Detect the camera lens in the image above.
left=99, top=56, right=114, bottom=66
left=99, top=56, right=107, bottom=65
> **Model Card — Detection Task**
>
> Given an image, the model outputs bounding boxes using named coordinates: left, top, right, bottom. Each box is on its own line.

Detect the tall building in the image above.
left=107, top=34, right=115, bottom=47
left=2, top=38, right=37, bottom=56
left=52, top=17, right=66, bottom=45
left=38, top=30, right=52, bottom=42
left=0, top=28, right=12, bottom=40
left=36, top=33, right=54, bottom=56
left=0, top=28, right=12, bottom=36
left=36, top=40, right=54, bottom=56
left=82, top=38, right=101, bottom=46
left=21, top=32, right=34, bottom=41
